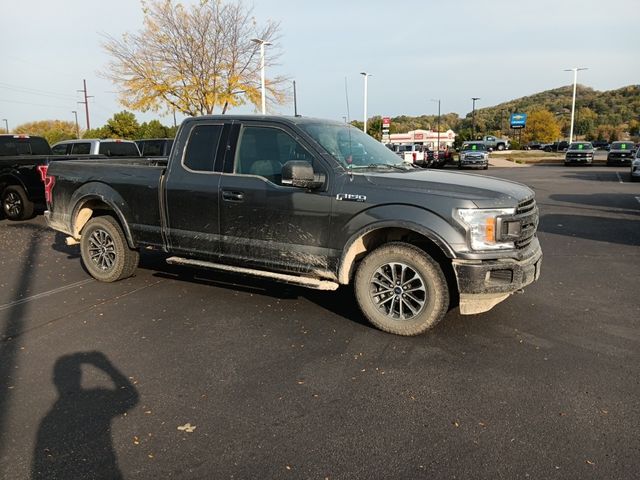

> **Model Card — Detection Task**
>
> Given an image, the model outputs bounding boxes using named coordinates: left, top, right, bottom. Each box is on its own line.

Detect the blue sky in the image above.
left=2, top=0, right=638, bottom=130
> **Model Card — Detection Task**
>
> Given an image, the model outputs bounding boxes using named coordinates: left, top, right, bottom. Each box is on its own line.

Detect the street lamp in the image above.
left=2, top=119, right=8, bottom=134
left=360, top=72, right=372, bottom=133
left=251, top=38, right=271, bottom=115
left=564, top=67, right=588, bottom=143
left=431, top=98, right=441, bottom=151
left=71, top=111, right=79, bottom=138
left=471, top=97, right=480, bottom=138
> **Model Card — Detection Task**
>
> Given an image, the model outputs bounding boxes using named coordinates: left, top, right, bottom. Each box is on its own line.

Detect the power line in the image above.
left=0, top=97, right=72, bottom=109
left=0, top=81, right=78, bottom=100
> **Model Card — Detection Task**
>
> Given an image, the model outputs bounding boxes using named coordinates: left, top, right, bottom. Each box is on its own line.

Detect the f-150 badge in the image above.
left=336, top=193, right=366, bottom=202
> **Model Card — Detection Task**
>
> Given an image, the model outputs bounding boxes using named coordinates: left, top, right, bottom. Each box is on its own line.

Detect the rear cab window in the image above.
left=0, top=136, right=51, bottom=155
left=71, top=143, right=91, bottom=154
left=183, top=125, right=224, bottom=172
left=99, top=142, right=140, bottom=157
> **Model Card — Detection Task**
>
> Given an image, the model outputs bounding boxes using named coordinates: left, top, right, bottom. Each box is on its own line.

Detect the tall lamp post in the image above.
left=251, top=38, right=271, bottom=115
left=360, top=72, right=372, bottom=133
left=431, top=98, right=441, bottom=151
left=2, top=119, right=8, bottom=134
left=471, top=97, right=480, bottom=138
left=564, top=67, right=587, bottom=143
left=71, top=111, right=80, bottom=138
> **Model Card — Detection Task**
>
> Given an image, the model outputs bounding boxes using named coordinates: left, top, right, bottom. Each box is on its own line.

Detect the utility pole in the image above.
left=2, top=119, right=8, bottom=134
left=77, top=79, right=93, bottom=131
left=471, top=97, right=480, bottom=139
left=360, top=72, right=372, bottom=133
left=250, top=38, right=271, bottom=115
left=71, top=111, right=79, bottom=138
left=564, top=67, right=587, bottom=143
left=431, top=99, right=441, bottom=151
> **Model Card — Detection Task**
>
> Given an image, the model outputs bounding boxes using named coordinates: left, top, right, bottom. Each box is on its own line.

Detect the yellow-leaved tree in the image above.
left=102, top=0, right=288, bottom=116
left=14, top=120, right=79, bottom=145
left=522, top=109, right=562, bottom=143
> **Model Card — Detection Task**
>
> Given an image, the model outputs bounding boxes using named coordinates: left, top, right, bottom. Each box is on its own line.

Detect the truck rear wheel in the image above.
left=2, top=185, right=34, bottom=221
left=80, top=216, right=139, bottom=282
left=354, top=242, right=449, bottom=336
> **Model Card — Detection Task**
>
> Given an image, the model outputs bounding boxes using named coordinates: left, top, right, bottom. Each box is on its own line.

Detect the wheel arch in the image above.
left=69, top=190, right=136, bottom=249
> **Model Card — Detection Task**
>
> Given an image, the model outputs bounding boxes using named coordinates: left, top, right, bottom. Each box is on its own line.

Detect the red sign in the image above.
left=382, top=117, right=391, bottom=127
left=414, top=133, right=424, bottom=140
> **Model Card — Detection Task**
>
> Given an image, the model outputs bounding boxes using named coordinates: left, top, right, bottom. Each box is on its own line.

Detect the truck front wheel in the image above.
left=354, top=243, right=449, bottom=336
left=80, top=216, right=139, bottom=282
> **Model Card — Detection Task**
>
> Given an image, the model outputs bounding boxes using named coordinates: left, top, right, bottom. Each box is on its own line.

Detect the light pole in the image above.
left=431, top=98, right=441, bottom=151
left=71, top=111, right=79, bottom=138
left=2, top=118, right=8, bottom=134
left=293, top=80, right=298, bottom=116
left=251, top=38, right=271, bottom=115
left=471, top=97, right=480, bottom=139
left=360, top=72, right=372, bottom=133
left=564, top=67, right=587, bottom=143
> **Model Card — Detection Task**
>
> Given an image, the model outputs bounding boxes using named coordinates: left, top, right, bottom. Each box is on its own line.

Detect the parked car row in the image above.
left=1, top=134, right=174, bottom=221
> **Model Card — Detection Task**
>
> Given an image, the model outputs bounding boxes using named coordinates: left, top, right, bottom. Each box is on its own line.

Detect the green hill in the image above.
left=366, top=84, right=639, bottom=143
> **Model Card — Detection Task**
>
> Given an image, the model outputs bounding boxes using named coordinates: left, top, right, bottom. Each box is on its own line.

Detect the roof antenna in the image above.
left=344, top=77, right=354, bottom=181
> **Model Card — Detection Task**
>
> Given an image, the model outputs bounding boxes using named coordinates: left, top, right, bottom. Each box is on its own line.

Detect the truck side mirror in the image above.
left=281, top=161, right=325, bottom=189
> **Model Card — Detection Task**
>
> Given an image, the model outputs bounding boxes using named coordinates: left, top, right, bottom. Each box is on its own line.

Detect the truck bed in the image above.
left=47, top=157, right=167, bottom=246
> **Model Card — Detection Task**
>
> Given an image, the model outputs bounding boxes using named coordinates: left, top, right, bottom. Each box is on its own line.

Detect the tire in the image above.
left=483, top=164, right=489, bottom=170
left=2, top=185, right=34, bottom=221
left=497, top=144, right=505, bottom=151
left=80, top=216, right=139, bottom=282
left=458, top=162, right=462, bottom=169
left=354, top=242, right=449, bottom=336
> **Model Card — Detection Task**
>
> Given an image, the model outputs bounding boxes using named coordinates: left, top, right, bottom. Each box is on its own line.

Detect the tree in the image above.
left=14, top=120, right=78, bottom=145
left=105, top=111, right=140, bottom=139
left=138, top=120, right=172, bottom=139
left=521, top=109, right=561, bottom=143
left=102, top=0, right=288, bottom=116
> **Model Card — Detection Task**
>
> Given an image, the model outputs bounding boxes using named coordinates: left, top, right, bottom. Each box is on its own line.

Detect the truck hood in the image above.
left=361, top=170, right=533, bottom=208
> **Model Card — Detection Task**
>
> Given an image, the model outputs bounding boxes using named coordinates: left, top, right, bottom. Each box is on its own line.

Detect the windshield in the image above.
left=610, top=142, right=635, bottom=150
left=300, top=122, right=408, bottom=169
left=462, top=143, right=486, bottom=151
left=568, top=142, right=593, bottom=150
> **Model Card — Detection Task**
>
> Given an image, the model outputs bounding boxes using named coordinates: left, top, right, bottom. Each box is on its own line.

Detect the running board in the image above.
left=165, top=256, right=339, bottom=291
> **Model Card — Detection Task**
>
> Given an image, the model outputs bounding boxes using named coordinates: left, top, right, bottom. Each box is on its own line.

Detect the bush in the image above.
left=509, top=139, right=522, bottom=150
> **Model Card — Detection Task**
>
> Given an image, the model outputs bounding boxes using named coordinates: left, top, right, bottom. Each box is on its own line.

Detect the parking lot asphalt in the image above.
left=0, top=165, right=638, bottom=479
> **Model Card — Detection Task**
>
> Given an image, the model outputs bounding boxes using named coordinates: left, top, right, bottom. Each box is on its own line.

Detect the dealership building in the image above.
left=388, top=129, right=456, bottom=150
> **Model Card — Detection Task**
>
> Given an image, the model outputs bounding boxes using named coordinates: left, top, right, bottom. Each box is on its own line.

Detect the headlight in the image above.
left=455, top=208, right=516, bottom=251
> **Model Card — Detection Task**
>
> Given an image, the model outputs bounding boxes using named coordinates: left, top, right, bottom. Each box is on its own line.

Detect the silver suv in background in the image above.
left=51, top=139, right=140, bottom=157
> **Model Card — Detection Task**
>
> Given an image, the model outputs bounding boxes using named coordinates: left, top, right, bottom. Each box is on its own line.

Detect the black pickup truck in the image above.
left=0, top=134, right=54, bottom=220
left=44, top=116, right=542, bottom=336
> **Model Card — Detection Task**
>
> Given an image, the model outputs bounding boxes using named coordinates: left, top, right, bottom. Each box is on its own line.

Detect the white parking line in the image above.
left=0, top=279, right=94, bottom=312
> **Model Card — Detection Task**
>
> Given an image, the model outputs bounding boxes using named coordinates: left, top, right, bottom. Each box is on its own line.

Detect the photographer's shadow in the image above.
left=32, top=352, right=139, bottom=480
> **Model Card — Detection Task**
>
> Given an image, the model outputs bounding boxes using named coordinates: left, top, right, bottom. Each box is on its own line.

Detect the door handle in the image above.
left=222, top=190, right=244, bottom=202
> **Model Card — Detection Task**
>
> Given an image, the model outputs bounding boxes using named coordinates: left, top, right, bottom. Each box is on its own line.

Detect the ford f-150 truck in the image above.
left=44, top=116, right=542, bottom=336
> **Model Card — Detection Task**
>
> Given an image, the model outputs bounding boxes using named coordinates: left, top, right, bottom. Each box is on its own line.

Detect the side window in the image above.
left=71, top=143, right=91, bottom=154
left=51, top=144, right=68, bottom=155
left=183, top=124, right=223, bottom=172
left=235, top=126, right=313, bottom=185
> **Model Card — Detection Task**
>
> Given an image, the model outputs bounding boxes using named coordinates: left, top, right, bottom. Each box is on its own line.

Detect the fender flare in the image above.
left=337, top=211, right=461, bottom=285
left=68, top=183, right=136, bottom=248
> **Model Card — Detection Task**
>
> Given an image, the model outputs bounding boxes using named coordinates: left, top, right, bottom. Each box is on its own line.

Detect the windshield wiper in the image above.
left=366, top=163, right=412, bottom=171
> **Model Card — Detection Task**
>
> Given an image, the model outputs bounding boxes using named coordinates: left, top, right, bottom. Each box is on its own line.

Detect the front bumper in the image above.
left=460, top=157, right=488, bottom=168
left=452, top=239, right=542, bottom=314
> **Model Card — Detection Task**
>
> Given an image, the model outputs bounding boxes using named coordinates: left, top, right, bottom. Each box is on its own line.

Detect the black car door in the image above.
left=164, top=121, right=231, bottom=258
left=218, top=122, right=334, bottom=274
